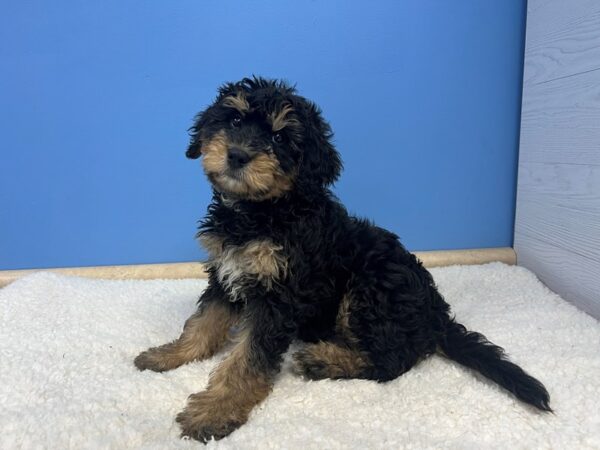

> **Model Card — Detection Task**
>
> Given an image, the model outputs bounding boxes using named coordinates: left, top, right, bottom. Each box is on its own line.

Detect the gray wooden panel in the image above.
left=514, top=235, right=600, bottom=319
left=519, top=68, right=600, bottom=165
left=524, top=0, right=600, bottom=86
left=515, top=0, right=600, bottom=318
left=517, top=199, right=600, bottom=263
left=518, top=162, right=600, bottom=206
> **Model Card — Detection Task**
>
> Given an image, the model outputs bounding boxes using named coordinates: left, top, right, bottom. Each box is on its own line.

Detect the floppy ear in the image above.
left=298, top=101, right=342, bottom=186
left=185, top=109, right=210, bottom=159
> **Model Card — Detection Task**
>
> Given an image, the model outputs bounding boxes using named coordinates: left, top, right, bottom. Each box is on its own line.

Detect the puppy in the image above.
left=135, top=77, right=551, bottom=443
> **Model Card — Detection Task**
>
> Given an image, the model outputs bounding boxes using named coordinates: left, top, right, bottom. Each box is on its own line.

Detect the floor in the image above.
left=0, top=263, right=598, bottom=449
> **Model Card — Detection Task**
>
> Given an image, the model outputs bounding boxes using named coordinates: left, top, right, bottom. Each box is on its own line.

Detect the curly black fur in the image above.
left=140, top=76, right=551, bottom=442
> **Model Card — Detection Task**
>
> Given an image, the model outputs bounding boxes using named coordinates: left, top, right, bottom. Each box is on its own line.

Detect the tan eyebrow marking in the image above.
left=222, top=92, right=250, bottom=113
left=269, top=105, right=299, bottom=132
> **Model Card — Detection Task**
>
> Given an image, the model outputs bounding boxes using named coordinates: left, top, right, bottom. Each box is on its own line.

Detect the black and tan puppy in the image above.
left=134, top=77, right=551, bottom=443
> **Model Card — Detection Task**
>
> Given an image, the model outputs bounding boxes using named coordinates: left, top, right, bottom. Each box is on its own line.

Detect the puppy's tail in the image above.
left=438, top=320, right=552, bottom=412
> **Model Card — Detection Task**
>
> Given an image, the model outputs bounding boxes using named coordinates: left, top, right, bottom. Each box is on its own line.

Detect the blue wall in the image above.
left=0, top=1, right=526, bottom=270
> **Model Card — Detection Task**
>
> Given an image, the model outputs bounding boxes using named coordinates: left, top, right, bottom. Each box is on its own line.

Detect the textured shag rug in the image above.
left=1, top=263, right=599, bottom=449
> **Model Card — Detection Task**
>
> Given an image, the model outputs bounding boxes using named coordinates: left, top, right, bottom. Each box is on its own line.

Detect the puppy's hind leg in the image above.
left=296, top=277, right=428, bottom=383
left=134, top=284, right=238, bottom=372
left=292, top=339, right=372, bottom=380
left=293, top=293, right=373, bottom=380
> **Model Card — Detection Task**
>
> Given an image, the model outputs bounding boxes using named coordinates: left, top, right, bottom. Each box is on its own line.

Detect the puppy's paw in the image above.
left=176, top=392, right=246, bottom=443
left=292, top=348, right=330, bottom=380
left=134, top=346, right=180, bottom=372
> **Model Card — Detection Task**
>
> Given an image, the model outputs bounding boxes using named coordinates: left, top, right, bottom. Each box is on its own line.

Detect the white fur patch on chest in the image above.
left=200, top=234, right=288, bottom=301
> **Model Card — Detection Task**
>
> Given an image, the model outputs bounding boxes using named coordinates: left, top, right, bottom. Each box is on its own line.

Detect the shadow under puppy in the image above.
left=134, top=77, right=551, bottom=443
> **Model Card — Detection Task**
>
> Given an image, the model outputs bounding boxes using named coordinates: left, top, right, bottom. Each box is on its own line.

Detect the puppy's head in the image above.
left=186, top=77, right=342, bottom=201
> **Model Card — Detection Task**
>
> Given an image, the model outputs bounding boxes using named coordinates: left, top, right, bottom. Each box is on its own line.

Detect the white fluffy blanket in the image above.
left=1, top=263, right=599, bottom=449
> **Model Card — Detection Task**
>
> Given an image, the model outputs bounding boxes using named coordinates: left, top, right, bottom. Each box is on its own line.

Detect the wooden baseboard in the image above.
left=0, top=247, right=515, bottom=288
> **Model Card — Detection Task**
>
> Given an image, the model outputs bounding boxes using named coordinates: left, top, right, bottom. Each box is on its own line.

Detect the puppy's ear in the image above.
left=298, top=101, right=342, bottom=186
left=185, top=109, right=209, bottom=159
left=186, top=141, right=202, bottom=159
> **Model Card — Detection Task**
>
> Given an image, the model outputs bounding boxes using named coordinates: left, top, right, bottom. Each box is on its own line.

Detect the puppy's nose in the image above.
left=227, top=147, right=251, bottom=169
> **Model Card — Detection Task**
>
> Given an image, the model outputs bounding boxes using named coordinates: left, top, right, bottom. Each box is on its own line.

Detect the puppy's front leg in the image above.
left=134, top=282, right=237, bottom=372
left=176, top=298, right=295, bottom=443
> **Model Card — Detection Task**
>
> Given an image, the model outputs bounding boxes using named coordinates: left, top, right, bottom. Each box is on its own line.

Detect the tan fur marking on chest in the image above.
left=199, top=233, right=225, bottom=258
left=214, top=239, right=288, bottom=299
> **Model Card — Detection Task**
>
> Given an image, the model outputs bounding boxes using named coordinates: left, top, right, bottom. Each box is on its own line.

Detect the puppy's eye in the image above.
left=272, top=132, right=284, bottom=144
left=230, top=116, right=242, bottom=128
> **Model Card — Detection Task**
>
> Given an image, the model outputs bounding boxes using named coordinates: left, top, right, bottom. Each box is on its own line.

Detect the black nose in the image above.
left=227, top=147, right=251, bottom=169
